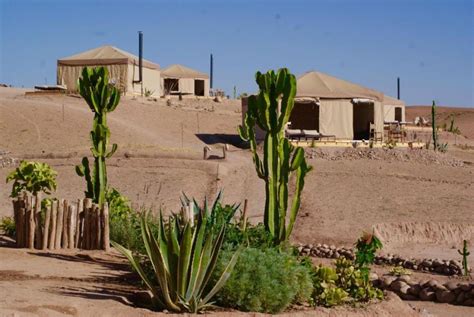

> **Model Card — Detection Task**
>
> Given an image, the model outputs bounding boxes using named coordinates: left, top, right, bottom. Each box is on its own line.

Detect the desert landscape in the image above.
left=1, top=85, right=473, bottom=316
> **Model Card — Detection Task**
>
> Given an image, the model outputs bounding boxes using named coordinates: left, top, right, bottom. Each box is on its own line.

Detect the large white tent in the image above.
left=57, top=45, right=161, bottom=96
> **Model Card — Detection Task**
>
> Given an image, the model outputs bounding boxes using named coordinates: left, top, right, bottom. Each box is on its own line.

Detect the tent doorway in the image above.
left=353, top=103, right=374, bottom=140
left=289, top=102, right=320, bottom=130
left=395, top=107, right=402, bottom=122
left=194, top=79, right=205, bottom=96
left=164, top=78, right=179, bottom=95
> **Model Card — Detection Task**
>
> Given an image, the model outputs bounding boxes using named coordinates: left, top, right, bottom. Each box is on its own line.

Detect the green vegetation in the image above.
left=75, top=66, right=120, bottom=207
left=389, top=266, right=412, bottom=276
left=6, top=160, right=57, bottom=198
left=0, top=216, right=15, bottom=237
left=238, top=68, right=312, bottom=244
left=112, top=193, right=241, bottom=313
left=213, top=247, right=313, bottom=313
left=458, top=240, right=470, bottom=276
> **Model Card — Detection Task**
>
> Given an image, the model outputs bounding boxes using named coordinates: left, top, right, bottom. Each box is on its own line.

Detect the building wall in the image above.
left=57, top=64, right=128, bottom=93
left=127, top=64, right=161, bottom=97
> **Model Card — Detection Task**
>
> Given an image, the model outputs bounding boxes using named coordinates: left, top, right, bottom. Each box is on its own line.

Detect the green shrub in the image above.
left=6, top=160, right=57, bottom=197
left=0, top=216, right=15, bottom=237
left=224, top=223, right=275, bottom=250
left=212, top=247, right=313, bottom=313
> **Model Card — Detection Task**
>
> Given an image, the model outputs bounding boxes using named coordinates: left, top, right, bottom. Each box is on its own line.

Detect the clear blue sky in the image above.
left=1, top=0, right=472, bottom=106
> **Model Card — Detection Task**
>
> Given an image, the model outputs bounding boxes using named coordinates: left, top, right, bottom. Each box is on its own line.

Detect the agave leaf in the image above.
left=185, top=217, right=207, bottom=301
left=177, top=223, right=193, bottom=297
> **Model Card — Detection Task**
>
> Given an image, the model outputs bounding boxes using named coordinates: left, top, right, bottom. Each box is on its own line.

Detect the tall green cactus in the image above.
left=457, top=240, right=470, bottom=276
left=238, top=68, right=312, bottom=244
left=431, top=100, right=438, bottom=151
left=75, top=67, right=120, bottom=207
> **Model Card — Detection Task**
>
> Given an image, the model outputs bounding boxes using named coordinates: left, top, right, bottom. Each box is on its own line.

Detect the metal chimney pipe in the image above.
left=397, top=77, right=400, bottom=100
left=210, top=54, right=213, bottom=89
left=138, top=31, right=143, bottom=83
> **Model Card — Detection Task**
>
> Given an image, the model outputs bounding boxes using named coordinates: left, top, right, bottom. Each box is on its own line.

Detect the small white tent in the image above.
left=161, top=64, right=209, bottom=97
left=383, top=95, right=406, bottom=122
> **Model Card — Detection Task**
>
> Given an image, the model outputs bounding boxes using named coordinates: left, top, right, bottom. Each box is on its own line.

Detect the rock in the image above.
left=408, top=284, right=422, bottom=296
left=329, top=245, right=336, bottom=250
left=369, top=272, right=378, bottom=281
left=390, top=280, right=408, bottom=293
left=444, top=281, right=459, bottom=291
left=456, top=292, right=466, bottom=304
left=459, top=283, right=472, bottom=292
left=419, top=288, right=436, bottom=301
left=332, top=251, right=340, bottom=258
left=436, top=290, right=456, bottom=303
left=397, top=275, right=411, bottom=283
left=382, top=276, right=398, bottom=289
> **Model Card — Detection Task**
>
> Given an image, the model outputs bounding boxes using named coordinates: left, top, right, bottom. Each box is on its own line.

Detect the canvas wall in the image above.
left=57, top=64, right=128, bottom=93
left=127, top=64, right=161, bottom=97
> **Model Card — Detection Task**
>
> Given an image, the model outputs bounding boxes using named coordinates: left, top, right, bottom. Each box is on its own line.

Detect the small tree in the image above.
left=6, top=161, right=57, bottom=198
left=238, top=68, right=312, bottom=244
left=75, top=67, right=120, bottom=207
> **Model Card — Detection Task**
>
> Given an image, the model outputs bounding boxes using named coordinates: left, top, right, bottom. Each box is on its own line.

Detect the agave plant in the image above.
left=112, top=194, right=241, bottom=313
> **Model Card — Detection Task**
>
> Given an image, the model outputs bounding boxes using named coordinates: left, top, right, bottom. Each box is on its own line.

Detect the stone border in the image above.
left=297, top=243, right=466, bottom=276
left=375, top=275, right=474, bottom=306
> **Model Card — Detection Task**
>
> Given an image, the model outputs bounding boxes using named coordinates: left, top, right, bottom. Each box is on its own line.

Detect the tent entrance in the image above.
left=164, top=79, right=179, bottom=95
left=353, top=102, right=374, bottom=140
left=395, top=107, right=402, bottom=122
left=289, top=101, right=320, bottom=130
left=194, top=80, right=205, bottom=96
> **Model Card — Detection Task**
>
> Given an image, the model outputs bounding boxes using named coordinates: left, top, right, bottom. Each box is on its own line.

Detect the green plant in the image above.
left=389, top=266, right=412, bottom=276
left=431, top=100, right=438, bottom=151
left=0, top=216, right=15, bottom=237
left=6, top=161, right=57, bottom=198
left=383, top=139, right=397, bottom=149
left=75, top=66, right=120, bottom=207
left=437, top=142, right=448, bottom=153
left=238, top=68, right=312, bottom=244
left=354, top=231, right=383, bottom=300
left=112, top=198, right=240, bottom=313
left=224, top=223, right=275, bottom=250
left=458, top=240, right=470, bottom=276
left=144, top=88, right=155, bottom=97
left=213, top=247, right=313, bottom=313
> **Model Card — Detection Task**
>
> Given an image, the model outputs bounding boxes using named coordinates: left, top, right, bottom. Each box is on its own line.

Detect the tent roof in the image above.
left=383, top=94, right=405, bottom=106
left=58, top=45, right=159, bottom=69
left=161, top=64, right=209, bottom=79
left=296, top=71, right=383, bottom=102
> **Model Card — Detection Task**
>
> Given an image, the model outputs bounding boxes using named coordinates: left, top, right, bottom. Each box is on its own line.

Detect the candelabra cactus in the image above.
left=75, top=67, right=120, bottom=207
left=238, top=68, right=312, bottom=244
left=457, top=240, right=470, bottom=276
left=431, top=100, right=438, bottom=151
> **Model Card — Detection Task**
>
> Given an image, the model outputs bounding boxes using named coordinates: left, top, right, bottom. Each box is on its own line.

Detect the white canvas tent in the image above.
left=383, top=95, right=406, bottom=122
left=293, top=71, right=385, bottom=140
left=161, top=64, right=209, bottom=97
left=57, top=45, right=161, bottom=96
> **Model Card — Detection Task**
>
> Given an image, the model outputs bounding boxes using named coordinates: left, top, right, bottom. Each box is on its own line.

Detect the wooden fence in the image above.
left=12, top=193, right=110, bottom=251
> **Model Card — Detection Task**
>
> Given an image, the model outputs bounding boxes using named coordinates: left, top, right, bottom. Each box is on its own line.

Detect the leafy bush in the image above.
left=389, top=266, right=412, bottom=276
left=224, top=222, right=275, bottom=250
left=0, top=216, right=15, bottom=237
left=212, top=247, right=313, bottom=313
left=112, top=197, right=240, bottom=313
left=6, top=161, right=57, bottom=197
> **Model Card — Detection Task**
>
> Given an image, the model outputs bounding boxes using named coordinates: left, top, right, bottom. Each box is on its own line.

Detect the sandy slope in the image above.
left=1, top=87, right=474, bottom=316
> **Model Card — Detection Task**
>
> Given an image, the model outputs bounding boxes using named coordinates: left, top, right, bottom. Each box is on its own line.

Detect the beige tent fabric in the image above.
left=383, top=95, right=406, bottom=122
left=58, top=45, right=159, bottom=69
left=57, top=64, right=128, bottom=93
left=161, top=64, right=209, bottom=79
left=127, top=64, right=161, bottom=96
left=319, top=99, right=354, bottom=139
left=373, top=101, right=384, bottom=136
left=297, top=71, right=383, bottom=101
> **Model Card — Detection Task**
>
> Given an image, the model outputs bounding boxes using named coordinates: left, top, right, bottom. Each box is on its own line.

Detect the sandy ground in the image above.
left=1, top=87, right=474, bottom=316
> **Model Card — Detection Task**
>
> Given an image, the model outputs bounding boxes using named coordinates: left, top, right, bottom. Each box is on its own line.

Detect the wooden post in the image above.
left=84, top=199, right=92, bottom=250
left=75, top=199, right=83, bottom=248
left=68, top=205, right=76, bottom=249
left=242, top=199, right=248, bottom=231
left=42, top=204, right=51, bottom=250
left=62, top=200, right=69, bottom=248
left=89, top=204, right=96, bottom=250
left=12, top=199, right=20, bottom=247
left=101, top=203, right=110, bottom=252
left=34, top=192, right=42, bottom=249
left=55, top=199, right=64, bottom=249
left=27, top=195, right=35, bottom=249
left=48, top=200, right=57, bottom=249
left=17, top=207, right=25, bottom=247
left=95, top=205, right=101, bottom=250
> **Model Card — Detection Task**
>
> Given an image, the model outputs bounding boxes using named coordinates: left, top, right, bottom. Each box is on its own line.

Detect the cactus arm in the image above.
left=263, top=133, right=279, bottom=238
left=277, top=138, right=291, bottom=240
left=277, top=69, right=297, bottom=131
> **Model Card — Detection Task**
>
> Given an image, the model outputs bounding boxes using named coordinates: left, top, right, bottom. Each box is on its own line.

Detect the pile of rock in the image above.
left=0, top=150, right=18, bottom=168
left=297, top=243, right=465, bottom=276
left=377, top=275, right=474, bottom=306
left=305, top=148, right=465, bottom=167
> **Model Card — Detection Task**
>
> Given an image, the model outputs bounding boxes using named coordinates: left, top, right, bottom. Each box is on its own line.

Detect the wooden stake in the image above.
left=95, top=205, right=101, bottom=250
left=101, top=203, right=110, bottom=251
left=55, top=199, right=64, bottom=249
left=68, top=205, right=76, bottom=249
left=89, top=204, right=96, bottom=250
left=42, top=204, right=51, bottom=250
left=17, top=207, right=26, bottom=248
left=84, top=199, right=92, bottom=250
left=27, top=195, right=35, bottom=249
left=62, top=200, right=69, bottom=248
left=34, top=192, right=42, bottom=249
left=12, top=199, right=20, bottom=247
left=48, top=200, right=57, bottom=249
left=75, top=199, right=83, bottom=248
